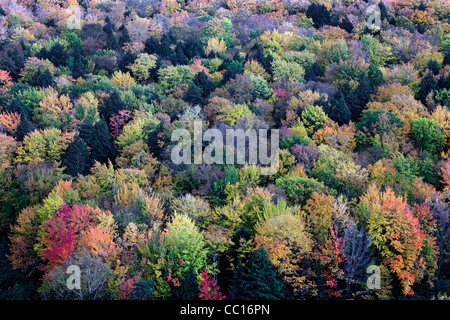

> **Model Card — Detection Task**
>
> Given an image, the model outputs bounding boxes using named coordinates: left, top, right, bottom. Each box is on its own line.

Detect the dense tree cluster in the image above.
left=0, top=0, right=450, bottom=301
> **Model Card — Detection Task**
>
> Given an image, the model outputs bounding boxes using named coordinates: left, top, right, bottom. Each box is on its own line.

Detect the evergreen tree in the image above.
left=171, top=43, right=189, bottom=66
left=7, top=98, right=32, bottom=121
left=156, top=37, right=174, bottom=58
left=305, top=61, right=323, bottom=81
left=118, top=24, right=131, bottom=48
left=183, top=84, right=204, bottom=105
left=103, top=18, right=119, bottom=51
left=30, top=69, right=53, bottom=88
left=342, top=81, right=361, bottom=122
left=193, top=71, right=215, bottom=97
left=144, top=36, right=159, bottom=55
left=0, top=47, right=24, bottom=80
left=174, top=265, right=199, bottom=300
left=99, top=90, right=125, bottom=122
left=378, top=1, right=389, bottom=22
left=326, top=91, right=351, bottom=125
left=49, top=43, right=68, bottom=67
left=339, top=16, right=354, bottom=33
left=419, top=71, right=437, bottom=105
left=72, top=43, right=85, bottom=79
left=14, top=115, right=34, bottom=141
left=427, top=59, right=440, bottom=75
left=61, top=135, right=90, bottom=176
left=185, top=38, right=206, bottom=59
left=368, top=63, right=384, bottom=87
left=79, top=119, right=115, bottom=164
left=118, top=50, right=137, bottom=72
left=306, top=3, right=332, bottom=29
left=355, top=73, right=374, bottom=112
left=228, top=245, right=286, bottom=300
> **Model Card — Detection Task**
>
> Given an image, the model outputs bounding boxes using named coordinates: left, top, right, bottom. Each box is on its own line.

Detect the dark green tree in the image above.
left=49, top=43, right=68, bottom=67
left=339, top=16, right=354, bottom=33
left=368, top=63, right=384, bottom=87
left=71, top=43, right=85, bottom=79
left=419, top=71, right=437, bottom=107
left=79, top=119, right=115, bottom=164
left=156, top=37, right=174, bottom=58
left=171, top=43, right=189, bottom=66
left=306, top=3, right=332, bottom=29
left=144, top=36, right=159, bottom=55
left=193, top=71, right=215, bottom=97
left=184, top=38, right=206, bottom=59
left=30, top=69, right=53, bottom=88
left=305, top=61, right=323, bottom=81
left=118, top=50, right=137, bottom=72
left=99, top=90, right=126, bottom=123
left=61, top=135, right=91, bottom=176
left=228, top=245, right=286, bottom=300
left=183, top=84, right=205, bottom=106
left=14, top=115, right=34, bottom=141
left=118, top=24, right=131, bottom=48
left=174, top=265, right=199, bottom=300
left=326, top=91, right=351, bottom=125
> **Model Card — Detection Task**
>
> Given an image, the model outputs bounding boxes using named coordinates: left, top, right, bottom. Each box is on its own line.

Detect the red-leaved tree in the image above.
left=198, top=267, right=226, bottom=300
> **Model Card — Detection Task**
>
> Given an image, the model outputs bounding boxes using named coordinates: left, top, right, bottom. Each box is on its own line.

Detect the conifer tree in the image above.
left=79, top=119, right=115, bottom=164
left=61, top=135, right=90, bottom=176
left=193, top=71, right=215, bottom=97
left=228, top=245, right=286, bottom=300
left=174, top=265, right=199, bottom=300
left=326, top=91, right=351, bottom=125
left=144, top=36, right=159, bottom=55
left=72, top=43, right=85, bottom=79
left=99, top=91, right=126, bottom=123
left=419, top=71, right=437, bottom=106
left=368, top=63, right=383, bottom=87
left=183, top=84, right=204, bottom=106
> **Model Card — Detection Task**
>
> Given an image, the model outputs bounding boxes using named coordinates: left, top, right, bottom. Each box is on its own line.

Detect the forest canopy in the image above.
left=0, top=0, right=450, bottom=301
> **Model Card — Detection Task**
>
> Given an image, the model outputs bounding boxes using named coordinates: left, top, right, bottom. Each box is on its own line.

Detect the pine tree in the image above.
left=144, top=36, right=159, bottom=55
left=174, top=265, right=199, bottom=300
left=193, top=71, right=215, bottom=97
left=183, top=84, right=204, bottom=105
left=427, top=59, right=440, bottom=75
left=368, top=63, right=384, bottom=87
left=353, top=73, right=373, bottom=121
left=305, top=61, right=323, bottom=81
left=118, top=25, right=131, bottom=48
left=119, top=50, right=137, bottom=72
left=49, top=43, right=68, bottom=67
left=419, top=71, right=437, bottom=105
left=342, top=81, right=361, bottom=123
left=72, top=43, right=85, bottom=79
left=79, top=119, right=115, bottom=164
left=171, top=43, right=189, bottom=66
left=99, top=90, right=126, bottom=123
left=326, top=91, right=351, bottom=125
left=185, top=38, right=206, bottom=59
left=103, top=18, right=119, bottom=51
left=30, top=69, right=53, bottom=88
left=156, top=37, right=174, bottom=58
left=14, top=115, right=34, bottom=141
left=306, top=3, right=332, bottom=29
left=339, top=16, right=354, bottom=33
left=61, top=135, right=91, bottom=176
left=228, top=245, right=286, bottom=300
